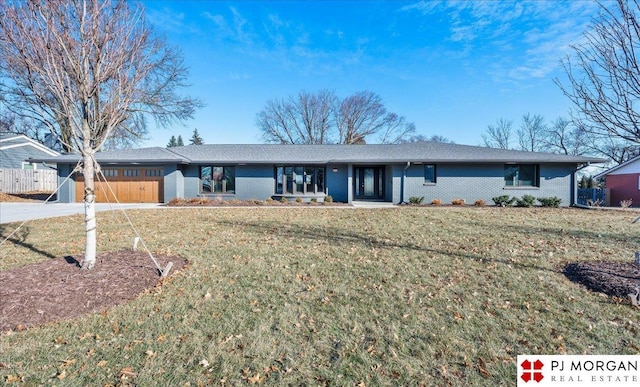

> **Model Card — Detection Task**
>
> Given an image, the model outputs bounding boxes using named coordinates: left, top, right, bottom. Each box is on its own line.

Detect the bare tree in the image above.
left=400, top=134, right=454, bottom=143
left=258, top=90, right=336, bottom=144
left=542, top=117, right=589, bottom=156
left=517, top=113, right=547, bottom=152
left=0, top=0, right=200, bottom=269
left=555, top=0, right=640, bottom=156
left=336, top=91, right=415, bottom=144
left=257, top=90, right=415, bottom=144
left=482, top=118, right=513, bottom=149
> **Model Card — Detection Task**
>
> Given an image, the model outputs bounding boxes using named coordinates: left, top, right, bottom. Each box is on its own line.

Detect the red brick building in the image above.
left=596, top=155, right=640, bottom=208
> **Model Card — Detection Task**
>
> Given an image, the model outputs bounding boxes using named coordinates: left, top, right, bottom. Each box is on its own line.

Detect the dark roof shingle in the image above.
left=30, top=141, right=606, bottom=165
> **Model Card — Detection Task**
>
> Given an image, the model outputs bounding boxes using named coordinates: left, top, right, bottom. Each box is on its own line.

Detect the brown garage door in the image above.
left=75, top=167, right=164, bottom=203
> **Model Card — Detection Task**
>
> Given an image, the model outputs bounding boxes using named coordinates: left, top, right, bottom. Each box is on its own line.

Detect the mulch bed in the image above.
left=563, top=261, right=640, bottom=299
left=0, top=250, right=187, bottom=332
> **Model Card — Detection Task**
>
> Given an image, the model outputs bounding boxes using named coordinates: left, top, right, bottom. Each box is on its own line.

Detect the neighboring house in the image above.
left=595, top=154, right=640, bottom=208
left=0, top=133, right=60, bottom=170
left=33, top=141, right=604, bottom=205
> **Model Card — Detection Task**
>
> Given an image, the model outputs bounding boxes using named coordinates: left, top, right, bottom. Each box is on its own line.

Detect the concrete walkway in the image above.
left=351, top=201, right=397, bottom=208
left=0, top=202, right=160, bottom=224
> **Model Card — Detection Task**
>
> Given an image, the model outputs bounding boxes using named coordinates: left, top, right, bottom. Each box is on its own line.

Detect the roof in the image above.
left=30, top=141, right=606, bottom=165
left=594, top=154, right=640, bottom=178
left=0, top=133, right=60, bottom=168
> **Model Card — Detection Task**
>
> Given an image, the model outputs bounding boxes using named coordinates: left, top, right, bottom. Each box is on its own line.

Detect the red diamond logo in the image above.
left=521, top=358, right=544, bottom=383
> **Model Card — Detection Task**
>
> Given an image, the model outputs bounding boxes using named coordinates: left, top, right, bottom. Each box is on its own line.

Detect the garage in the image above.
left=75, top=167, right=164, bottom=203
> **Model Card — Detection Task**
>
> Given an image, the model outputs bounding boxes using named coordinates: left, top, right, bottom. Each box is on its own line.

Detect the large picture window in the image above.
left=201, top=166, right=235, bottom=194
left=276, top=166, right=324, bottom=195
left=504, top=164, right=539, bottom=187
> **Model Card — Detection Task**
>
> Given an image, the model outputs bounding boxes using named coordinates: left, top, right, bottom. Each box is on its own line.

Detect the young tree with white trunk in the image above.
left=0, top=0, right=201, bottom=269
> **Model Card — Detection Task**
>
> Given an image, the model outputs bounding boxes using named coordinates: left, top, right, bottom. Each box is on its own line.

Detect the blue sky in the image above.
left=141, top=0, right=602, bottom=147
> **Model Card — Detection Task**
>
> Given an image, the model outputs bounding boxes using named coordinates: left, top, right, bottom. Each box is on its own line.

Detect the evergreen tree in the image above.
left=167, top=135, right=177, bottom=147
left=177, top=135, right=184, bottom=146
left=189, top=128, right=204, bottom=145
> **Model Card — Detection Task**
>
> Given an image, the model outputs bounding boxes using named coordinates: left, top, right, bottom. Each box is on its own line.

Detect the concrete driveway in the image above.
left=0, top=202, right=161, bottom=224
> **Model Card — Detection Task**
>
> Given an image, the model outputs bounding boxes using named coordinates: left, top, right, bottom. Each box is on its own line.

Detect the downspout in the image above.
left=400, top=161, right=410, bottom=204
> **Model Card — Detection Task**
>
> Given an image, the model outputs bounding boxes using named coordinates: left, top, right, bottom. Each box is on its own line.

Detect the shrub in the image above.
left=324, top=195, right=333, bottom=203
left=280, top=197, right=288, bottom=203
left=515, top=194, right=536, bottom=208
left=474, top=199, right=486, bottom=207
left=187, top=197, right=212, bottom=205
left=537, top=196, right=562, bottom=207
left=295, top=197, right=303, bottom=203
left=167, top=198, right=186, bottom=206
left=586, top=199, right=603, bottom=207
left=431, top=199, right=442, bottom=205
left=265, top=197, right=274, bottom=203
left=409, top=196, right=425, bottom=205
left=451, top=198, right=465, bottom=206
left=492, top=195, right=515, bottom=207
left=620, top=199, right=633, bottom=208
left=310, top=198, right=318, bottom=203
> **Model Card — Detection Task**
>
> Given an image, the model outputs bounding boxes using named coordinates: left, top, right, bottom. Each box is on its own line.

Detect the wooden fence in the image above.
left=0, top=168, right=57, bottom=193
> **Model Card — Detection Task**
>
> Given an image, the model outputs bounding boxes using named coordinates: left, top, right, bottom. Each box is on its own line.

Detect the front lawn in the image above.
left=1, top=207, right=638, bottom=385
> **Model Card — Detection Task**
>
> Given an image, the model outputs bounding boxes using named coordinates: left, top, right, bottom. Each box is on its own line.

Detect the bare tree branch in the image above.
left=482, top=118, right=513, bottom=149
left=555, top=0, right=640, bottom=155
left=0, top=0, right=201, bottom=268
left=517, top=113, right=547, bottom=152
left=257, top=90, right=415, bottom=144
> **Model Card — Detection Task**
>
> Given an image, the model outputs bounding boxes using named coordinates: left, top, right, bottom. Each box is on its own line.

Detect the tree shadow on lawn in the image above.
left=0, top=223, right=56, bottom=259
left=217, top=218, right=558, bottom=275
left=219, top=217, right=640, bottom=304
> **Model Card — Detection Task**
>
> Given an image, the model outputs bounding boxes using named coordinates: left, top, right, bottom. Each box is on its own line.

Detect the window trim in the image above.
left=424, top=164, right=437, bottom=185
left=200, top=165, right=236, bottom=194
left=504, top=164, right=540, bottom=188
left=275, top=165, right=325, bottom=195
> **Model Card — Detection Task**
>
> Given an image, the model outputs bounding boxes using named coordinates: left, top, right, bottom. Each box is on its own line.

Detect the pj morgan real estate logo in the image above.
left=517, top=355, right=640, bottom=386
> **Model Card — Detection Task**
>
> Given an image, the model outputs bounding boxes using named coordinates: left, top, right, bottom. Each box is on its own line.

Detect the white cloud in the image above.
left=401, top=0, right=598, bottom=85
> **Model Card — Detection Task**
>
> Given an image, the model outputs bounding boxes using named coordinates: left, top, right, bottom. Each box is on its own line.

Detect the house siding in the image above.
left=398, top=163, right=575, bottom=206
left=164, top=165, right=184, bottom=202
left=606, top=173, right=640, bottom=207
left=57, top=164, right=74, bottom=202
left=326, top=164, right=349, bottom=202
left=236, top=165, right=276, bottom=200
left=0, top=146, right=57, bottom=169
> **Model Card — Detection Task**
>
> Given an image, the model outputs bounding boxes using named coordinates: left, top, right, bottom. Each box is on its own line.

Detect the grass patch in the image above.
left=1, top=207, right=639, bottom=385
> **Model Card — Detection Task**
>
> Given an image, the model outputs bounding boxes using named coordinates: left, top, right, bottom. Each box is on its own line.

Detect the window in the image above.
left=200, top=166, right=235, bottom=194
left=275, top=166, right=325, bottom=194
left=504, top=164, right=539, bottom=187
left=424, top=164, right=437, bottom=184
left=123, top=169, right=140, bottom=177
left=145, top=169, right=163, bottom=177
left=102, top=169, right=118, bottom=177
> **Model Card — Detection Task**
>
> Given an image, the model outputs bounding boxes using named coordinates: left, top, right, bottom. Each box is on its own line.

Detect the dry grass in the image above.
left=0, top=191, right=56, bottom=202
left=0, top=207, right=639, bottom=385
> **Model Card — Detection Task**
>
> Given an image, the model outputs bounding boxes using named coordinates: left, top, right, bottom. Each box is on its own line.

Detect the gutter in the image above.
left=400, top=161, right=411, bottom=204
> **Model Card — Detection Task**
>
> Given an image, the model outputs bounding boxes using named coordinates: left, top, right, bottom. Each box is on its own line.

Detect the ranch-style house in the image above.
left=32, top=141, right=605, bottom=206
